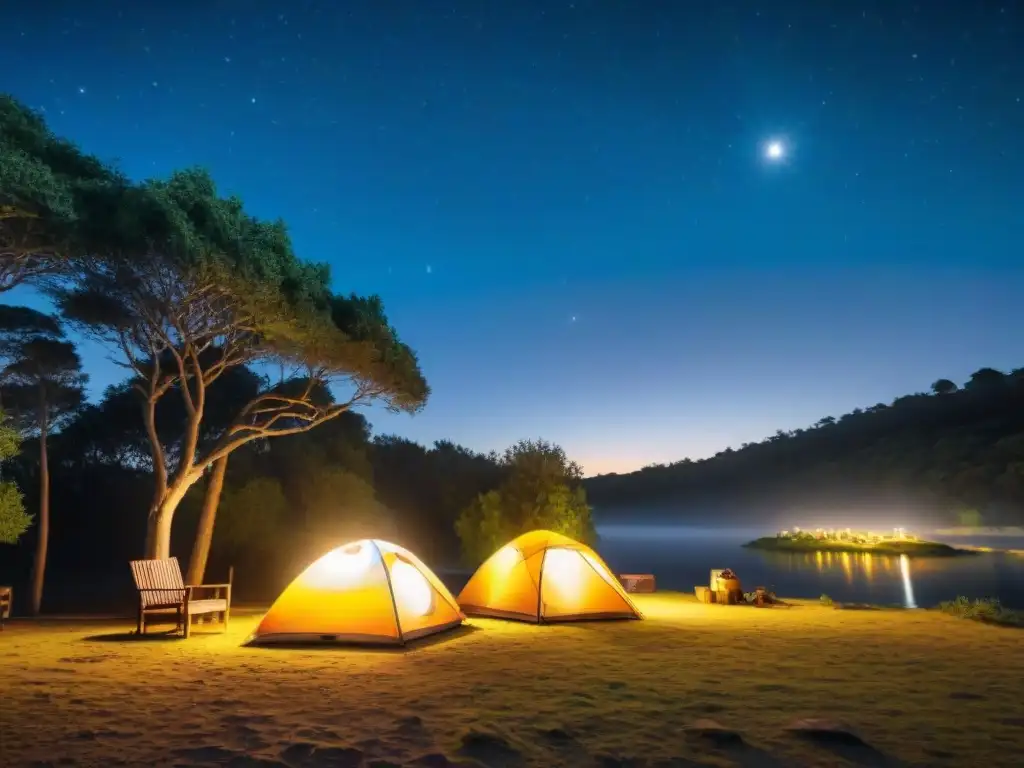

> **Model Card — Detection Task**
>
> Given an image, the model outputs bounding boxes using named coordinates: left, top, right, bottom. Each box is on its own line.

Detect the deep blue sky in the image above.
left=3, top=1, right=1022, bottom=475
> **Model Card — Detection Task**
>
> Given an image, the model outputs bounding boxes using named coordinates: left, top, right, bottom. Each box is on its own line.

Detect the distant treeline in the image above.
left=585, top=367, right=1024, bottom=526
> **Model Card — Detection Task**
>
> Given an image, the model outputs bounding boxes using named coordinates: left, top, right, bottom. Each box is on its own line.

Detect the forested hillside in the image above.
left=585, top=367, right=1024, bottom=526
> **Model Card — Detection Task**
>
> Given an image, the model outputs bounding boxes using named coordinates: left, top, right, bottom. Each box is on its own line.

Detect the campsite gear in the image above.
left=0, top=586, right=10, bottom=629
left=710, top=568, right=743, bottom=605
left=716, top=588, right=738, bottom=605
left=129, top=558, right=231, bottom=638
left=247, top=540, right=463, bottom=646
left=619, top=573, right=656, bottom=593
left=458, top=530, right=643, bottom=623
left=695, top=586, right=713, bottom=604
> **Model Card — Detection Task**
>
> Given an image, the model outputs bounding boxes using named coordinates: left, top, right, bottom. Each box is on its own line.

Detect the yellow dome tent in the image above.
left=246, top=539, right=464, bottom=645
left=457, top=530, right=643, bottom=623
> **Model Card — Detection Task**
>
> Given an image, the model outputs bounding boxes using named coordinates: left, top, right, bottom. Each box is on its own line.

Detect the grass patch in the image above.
left=938, top=596, right=1024, bottom=628
left=1, top=594, right=1023, bottom=767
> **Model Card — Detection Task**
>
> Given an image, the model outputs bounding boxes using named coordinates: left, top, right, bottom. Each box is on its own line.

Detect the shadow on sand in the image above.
left=789, top=731, right=903, bottom=767
left=682, top=732, right=902, bottom=768
left=81, top=623, right=480, bottom=650
left=243, top=622, right=481, bottom=652
left=83, top=627, right=191, bottom=642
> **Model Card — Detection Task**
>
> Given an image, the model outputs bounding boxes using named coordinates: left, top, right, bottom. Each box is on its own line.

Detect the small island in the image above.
left=744, top=527, right=975, bottom=557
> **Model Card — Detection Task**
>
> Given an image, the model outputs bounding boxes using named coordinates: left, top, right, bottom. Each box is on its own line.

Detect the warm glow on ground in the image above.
left=2, top=593, right=1021, bottom=766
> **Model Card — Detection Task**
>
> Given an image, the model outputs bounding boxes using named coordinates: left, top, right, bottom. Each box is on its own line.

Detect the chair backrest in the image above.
left=130, top=558, right=185, bottom=607
left=0, top=586, right=11, bottom=620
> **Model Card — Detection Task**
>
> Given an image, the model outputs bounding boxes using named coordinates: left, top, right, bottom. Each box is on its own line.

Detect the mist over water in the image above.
left=594, top=523, right=1024, bottom=609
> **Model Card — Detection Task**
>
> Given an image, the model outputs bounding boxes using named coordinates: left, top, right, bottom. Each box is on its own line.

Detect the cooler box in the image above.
left=618, top=573, right=656, bottom=593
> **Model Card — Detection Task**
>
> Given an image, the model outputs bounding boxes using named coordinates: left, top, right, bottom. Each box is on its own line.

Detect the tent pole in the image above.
left=379, top=543, right=406, bottom=646
left=535, top=548, right=548, bottom=624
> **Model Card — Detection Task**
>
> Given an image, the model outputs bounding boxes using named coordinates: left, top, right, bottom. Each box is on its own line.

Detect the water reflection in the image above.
left=802, top=550, right=919, bottom=606
left=806, top=550, right=881, bottom=584
left=900, top=554, right=917, bottom=608
left=594, top=525, right=1024, bottom=608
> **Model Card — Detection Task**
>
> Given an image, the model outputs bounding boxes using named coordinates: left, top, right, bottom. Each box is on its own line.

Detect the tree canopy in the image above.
left=0, top=307, right=87, bottom=435
left=0, top=95, right=122, bottom=291
left=456, top=439, right=595, bottom=564
left=54, top=168, right=428, bottom=557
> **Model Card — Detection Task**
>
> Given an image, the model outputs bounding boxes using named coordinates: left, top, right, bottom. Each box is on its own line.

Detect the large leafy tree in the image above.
left=180, top=363, right=267, bottom=584
left=0, top=307, right=86, bottom=614
left=456, top=439, right=595, bottom=564
left=58, top=169, right=428, bottom=559
left=0, top=94, right=121, bottom=291
left=0, top=408, right=29, bottom=544
left=42, top=364, right=263, bottom=584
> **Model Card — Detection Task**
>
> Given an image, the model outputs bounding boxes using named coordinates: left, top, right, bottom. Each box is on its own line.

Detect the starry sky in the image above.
left=3, top=1, right=1023, bottom=476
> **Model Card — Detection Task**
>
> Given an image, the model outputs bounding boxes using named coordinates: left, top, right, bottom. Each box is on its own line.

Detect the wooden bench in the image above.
left=618, top=573, right=656, bottom=593
left=129, top=557, right=231, bottom=638
left=0, top=586, right=11, bottom=630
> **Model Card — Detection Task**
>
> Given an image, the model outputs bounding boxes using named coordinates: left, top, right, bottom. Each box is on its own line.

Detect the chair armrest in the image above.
left=186, top=584, right=232, bottom=602
left=137, top=587, right=186, bottom=592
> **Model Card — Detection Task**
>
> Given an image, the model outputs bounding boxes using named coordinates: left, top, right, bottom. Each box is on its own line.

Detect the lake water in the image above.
left=594, top=525, right=1024, bottom=609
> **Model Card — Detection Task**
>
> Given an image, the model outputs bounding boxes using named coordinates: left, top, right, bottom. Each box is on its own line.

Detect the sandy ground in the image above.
left=2, top=593, right=1023, bottom=768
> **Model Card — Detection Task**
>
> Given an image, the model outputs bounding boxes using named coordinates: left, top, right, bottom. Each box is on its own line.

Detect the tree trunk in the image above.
left=30, top=395, right=48, bottom=616
left=144, top=481, right=192, bottom=559
left=141, top=395, right=168, bottom=558
left=185, top=455, right=228, bottom=585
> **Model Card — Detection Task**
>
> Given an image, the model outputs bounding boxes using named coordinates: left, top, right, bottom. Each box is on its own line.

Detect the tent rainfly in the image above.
left=457, top=530, right=643, bottom=623
left=246, top=539, right=464, bottom=646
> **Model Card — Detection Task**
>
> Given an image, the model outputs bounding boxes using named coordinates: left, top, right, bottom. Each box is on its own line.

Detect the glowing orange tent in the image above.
left=246, top=539, right=464, bottom=645
left=457, top=530, right=643, bottom=622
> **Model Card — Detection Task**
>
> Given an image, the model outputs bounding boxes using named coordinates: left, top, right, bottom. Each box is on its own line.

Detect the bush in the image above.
left=938, top=596, right=1024, bottom=628
left=455, top=439, right=595, bottom=565
left=0, top=481, right=31, bottom=544
left=820, top=593, right=834, bottom=606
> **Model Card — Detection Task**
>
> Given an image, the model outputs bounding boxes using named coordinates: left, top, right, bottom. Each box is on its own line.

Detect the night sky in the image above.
left=3, top=1, right=1022, bottom=475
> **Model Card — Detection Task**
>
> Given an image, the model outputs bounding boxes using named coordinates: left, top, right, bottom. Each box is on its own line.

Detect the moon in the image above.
left=765, top=140, right=785, bottom=160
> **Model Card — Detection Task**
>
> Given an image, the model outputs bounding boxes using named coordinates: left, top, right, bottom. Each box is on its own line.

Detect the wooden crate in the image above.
left=618, top=573, right=656, bottom=593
